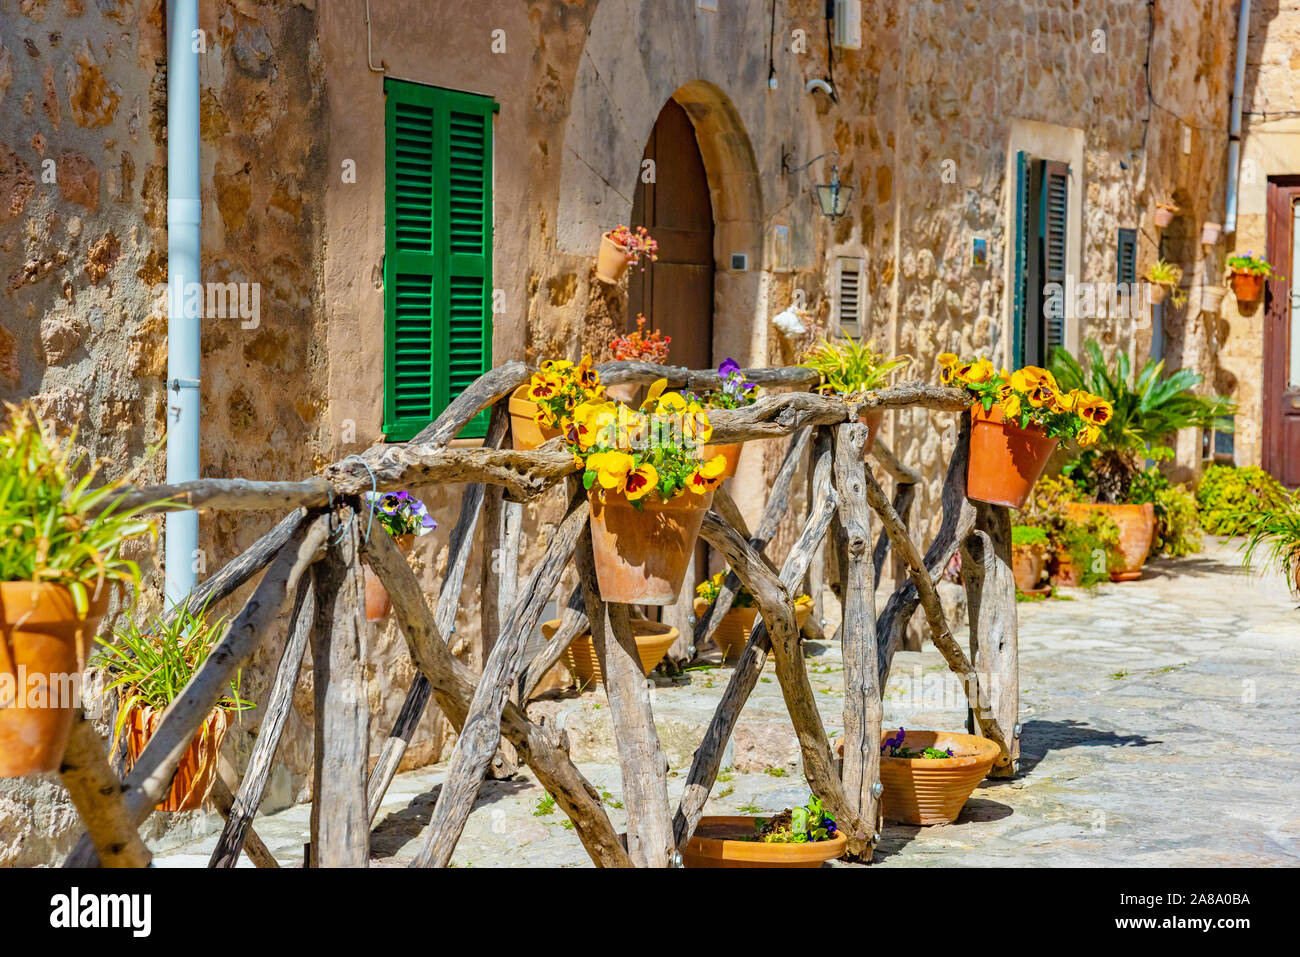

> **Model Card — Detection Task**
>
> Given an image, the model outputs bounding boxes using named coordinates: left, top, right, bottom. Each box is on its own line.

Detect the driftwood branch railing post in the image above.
left=58, top=710, right=153, bottom=868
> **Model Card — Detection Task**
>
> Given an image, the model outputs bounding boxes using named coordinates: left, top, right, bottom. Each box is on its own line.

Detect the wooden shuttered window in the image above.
left=1011, top=150, right=1030, bottom=369
left=1039, top=159, right=1069, bottom=360
left=383, top=79, right=494, bottom=441
left=1116, top=228, right=1137, bottom=285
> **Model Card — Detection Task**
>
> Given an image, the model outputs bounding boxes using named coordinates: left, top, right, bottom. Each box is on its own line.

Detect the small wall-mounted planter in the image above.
left=965, top=404, right=1058, bottom=509
left=1229, top=270, right=1266, bottom=304
left=595, top=232, right=632, bottom=285
left=1153, top=203, right=1179, bottom=228
left=1201, top=222, right=1222, bottom=245
left=1200, top=285, right=1227, bottom=313
left=1150, top=283, right=1172, bottom=305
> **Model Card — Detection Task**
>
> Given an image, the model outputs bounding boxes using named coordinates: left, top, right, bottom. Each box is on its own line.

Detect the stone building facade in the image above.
left=0, top=0, right=1262, bottom=864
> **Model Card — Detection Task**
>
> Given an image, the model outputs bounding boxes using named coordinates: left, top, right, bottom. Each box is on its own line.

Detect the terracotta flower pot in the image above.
left=692, top=598, right=813, bottom=660
left=123, top=705, right=229, bottom=812
left=858, top=408, right=884, bottom=458
left=966, top=404, right=1059, bottom=508
left=588, top=489, right=713, bottom=605
left=604, top=382, right=640, bottom=404
left=540, top=617, right=678, bottom=684
left=1230, top=270, right=1265, bottom=303
left=702, top=442, right=742, bottom=480
left=1066, top=502, right=1155, bottom=581
left=879, top=729, right=1001, bottom=825
left=364, top=533, right=414, bottom=622
left=1153, top=204, right=1177, bottom=228
left=0, top=582, right=108, bottom=778
left=1150, top=283, right=1170, bottom=304
left=595, top=232, right=632, bottom=285
left=682, top=815, right=847, bottom=868
left=1051, top=553, right=1081, bottom=587
left=1011, top=543, right=1048, bottom=593
left=1200, top=285, right=1226, bottom=312
left=509, top=384, right=561, bottom=451
left=1201, top=222, right=1222, bottom=245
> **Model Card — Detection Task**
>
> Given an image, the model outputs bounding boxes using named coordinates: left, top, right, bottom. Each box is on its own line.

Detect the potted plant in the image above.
left=1225, top=251, right=1281, bottom=306
left=691, top=571, right=813, bottom=660
left=96, top=599, right=253, bottom=812
left=1153, top=202, right=1179, bottom=228
left=539, top=615, right=679, bottom=685
left=1240, top=494, right=1300, bottom=594
left=937, top=355, right=1111, bottom=508
left=1052, top=341, right=1233, bottom=579
left=1199, top=284, right=1227, bottom=313
left=1010, top=525, right=1051, bottom=595
left=510, top=355, right=604, bottom=451
left=685, top=358, right=759, bottom=479
left=596, top=224, right=658, bottom=285
left=682, top=794, right=845, bottom=868
left=1145, top=259, right=1186, bottom=306
left=878, top=727, right=1000, bottom=825
left=0, top=405, right=161, bottom=778
left=1201, top=222, right=1222, bottom=246
left=361, top=490, right=437, bottom=621
left=800, top=337, right=910, bottom=455
left=607, top=315, right=672, bottom=402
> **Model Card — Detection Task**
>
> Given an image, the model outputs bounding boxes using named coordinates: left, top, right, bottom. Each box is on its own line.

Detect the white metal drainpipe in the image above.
left=164, top=0, right=202, bottom=606
left=1224, top=0, right=1251, bottom=235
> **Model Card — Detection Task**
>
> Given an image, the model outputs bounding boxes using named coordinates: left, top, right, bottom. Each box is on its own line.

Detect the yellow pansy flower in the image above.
left=956, top=358, right=995, bottom=384
left=1076, top=424, right=1101, bottom=447
left=683, top=410, right=713, bottom=445
left=527, top=373, right=561, bottom=401
left=1079, top=395, right=1113, bottom=426
left=937, top=352, right=959, bottom=368
left=624, top=463, right=659, bottom=501
left=589, top=450, right=634, bottom=489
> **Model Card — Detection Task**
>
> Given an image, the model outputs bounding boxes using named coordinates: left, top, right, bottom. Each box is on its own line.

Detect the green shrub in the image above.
left=1012, top=525, right=1050, bottom=547
left=1151, top=484, right=1202, bottom=557
left=1196, top=464, right=1290, bottom=536
left=1059, top=512, right=1123, bottom=587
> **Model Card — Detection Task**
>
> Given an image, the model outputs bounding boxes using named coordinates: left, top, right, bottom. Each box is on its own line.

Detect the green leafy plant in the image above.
left=1240, top=495, right=1300, bottom=592
left=1225, top=251, right=1282, bottom=279
left=95, top=597, right=253, bottom=743
left=800, top=337, right=910, bottom=396
left=0, top=402, right=166, bottom=613
left=751, top=795, right=837, bottom=844
left=1145, top=259, right=1187, bottom=307
left=1011, top=525, right=1050, bottom=548
left=1059, top=511, right=1123, bottom=586
left=1052, top=340, right=1234, bottom=504
left=533, top=793, right=556, bottom=817
left=1196, top=464, right=1291, bottom=536
left=1125, top=467, right=1202, bottom=557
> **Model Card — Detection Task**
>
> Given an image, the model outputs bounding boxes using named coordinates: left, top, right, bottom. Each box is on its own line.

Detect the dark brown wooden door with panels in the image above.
left=1265, top=178, right=1300, bottom=487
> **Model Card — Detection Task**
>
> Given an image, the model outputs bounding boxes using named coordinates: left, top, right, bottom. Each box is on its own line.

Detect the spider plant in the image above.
left=799, top=337, right=910, bottom=396
left=0, top=402, right=166, bottom=613
left=1240, top=495, right=1300, bottom=592
left=95, top=597, right=254, bottom=743
left=1051, top=340, right=1235, bottom=504
left=1145, top=259, right=1187, bottom=307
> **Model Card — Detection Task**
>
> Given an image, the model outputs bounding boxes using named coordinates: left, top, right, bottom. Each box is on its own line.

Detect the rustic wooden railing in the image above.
left=59, top=359, right=1019, bottom=869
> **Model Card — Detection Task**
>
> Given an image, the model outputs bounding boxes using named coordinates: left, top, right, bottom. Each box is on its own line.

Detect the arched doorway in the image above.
left=626, top=99, right=715, bottom=369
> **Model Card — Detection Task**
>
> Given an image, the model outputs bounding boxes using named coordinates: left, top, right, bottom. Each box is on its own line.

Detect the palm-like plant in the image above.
left=1240, top=495, right=1300, bottom=594
left=1050, top=341, right=1235, bottom=504
left=800, top=337, right=910, bottom=396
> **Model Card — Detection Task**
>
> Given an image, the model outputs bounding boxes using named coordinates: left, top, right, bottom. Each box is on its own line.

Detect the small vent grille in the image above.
left=837, top=258, right=863, bottom=336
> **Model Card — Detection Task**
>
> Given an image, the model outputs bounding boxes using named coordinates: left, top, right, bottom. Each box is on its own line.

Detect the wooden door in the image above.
left=627, top=99, right=715, bottom=369
left=1264, top=179, right=1300, bottom=487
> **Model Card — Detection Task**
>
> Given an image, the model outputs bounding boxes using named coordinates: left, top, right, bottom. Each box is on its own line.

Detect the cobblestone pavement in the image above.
left=156, top=537, right=1299, bottom=867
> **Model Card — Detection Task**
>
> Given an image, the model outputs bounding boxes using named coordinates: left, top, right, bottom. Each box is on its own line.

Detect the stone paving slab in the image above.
left=155, top=537, right=1300, bottom=868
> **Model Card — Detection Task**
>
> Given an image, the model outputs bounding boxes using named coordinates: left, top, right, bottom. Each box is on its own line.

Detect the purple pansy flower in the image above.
left=882, top=726, right=906, bottom=754
left=718, top=357, right=741, bottom=378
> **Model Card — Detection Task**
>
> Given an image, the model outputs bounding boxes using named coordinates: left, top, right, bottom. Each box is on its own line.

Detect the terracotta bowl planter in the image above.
left=966, top=404, right=1058, bottom=508
left=508, top=384, right=561, bottom=451
left=0, top=582, right=108, bottom=777
left=1011, top=543, right=1049, bottom=594
left=540, top=617, right=678, bottom=684
left=595, top=232, right=632, bottom=285
left=588, top=489, right=713, bottom=605
left=123, top=705, right=229, bottom=812
left=1066, top=502, right=1155, bottom=581
left=682, top=815, right=847, bottom=868
left=702, top=442, right=742, bottom=480
left=858, top=408, right=885, bottom=457
left=879, top=729, right=1001, bottom=825
left=1230, top=271, right=1265, bottom=304
left=692, top=598, right=813, bottom=661
left=364, top=533, right=414, bottom=622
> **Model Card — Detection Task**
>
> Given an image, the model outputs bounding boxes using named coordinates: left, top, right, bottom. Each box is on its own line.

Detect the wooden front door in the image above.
left=1264, top=179, right=1300, bottom=487
left=627, top=99, right=715, bottom=369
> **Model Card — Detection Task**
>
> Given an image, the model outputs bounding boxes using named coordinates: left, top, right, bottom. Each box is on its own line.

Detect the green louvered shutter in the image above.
left=1011, top=150, right=1030, bottom=369
left=1039, top=160, right=1069, bottom=362
left=1116, top=227, right=1137, bottom=285
left=383, top=80, right=494, bottom=441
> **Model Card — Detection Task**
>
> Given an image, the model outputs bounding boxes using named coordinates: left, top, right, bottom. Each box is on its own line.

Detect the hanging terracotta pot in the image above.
left=364, top=533, right=414, bottom=622
left=1066, top=502, right=1155, bottom=581
left=122, top=705, right=229, bottom=812
left=681, top=815, right=847, bottom=868
left=595, top=232, right=632, bottom=285
left=1153, top=204, right=1178, bottom=228
left=701, top=442, right=742, bottom=480
left=540, top=617, right=678, bottom=684
left=0, top=583, right=108, bottom=778
left=878, top=729, right=1001, bottom=825
left=508, top=384, right=561, bottom=451
left=588, top=489, right=713, bottom=605
left=1200, top=285, right=1227, bottom=312
left=1150, top=283, right=1170, bottom=305
left=1201, top=221, right=1223, bottom=245
left=1011, top=543, right=1050, bottom=594
left=965, top=404, right=1058, bottom=508
left=858, top=408, right=885, bottom=458
left=1229, top=270, right=1265, bottom=304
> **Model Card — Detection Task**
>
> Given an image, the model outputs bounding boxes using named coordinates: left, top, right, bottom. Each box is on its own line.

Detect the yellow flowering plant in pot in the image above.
left=937, top=354, right=1112, bottom=508
left=510, top=355, right=605, bottom=451
left=568, top=380, right=728, bottom=604
left=692, top=571, right=814, bottom=660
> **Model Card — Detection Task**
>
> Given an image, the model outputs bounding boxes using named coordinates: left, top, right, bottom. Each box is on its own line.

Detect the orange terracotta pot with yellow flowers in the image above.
left=571, top=382, right=728, bottom=605
left=937, top=354, right=1113, bottom=509
left=513, top=356, right=605, bottom=451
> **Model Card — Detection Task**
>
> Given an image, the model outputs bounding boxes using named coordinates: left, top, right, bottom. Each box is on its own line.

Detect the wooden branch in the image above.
left=363, top=524, right=630, bottom=866
left=58, top=710, right=152, bottom=868
left=962, top=505, right=1019, bottom=776
left=410, top=360, right=532, bottom=446
left=674, top=484, right=837, bottom=848
left=876, top=416, right=977, bottom=688
left=596, top=361, right=820, bottom=391
left=697, top=511, right=872, bottom=859
left=518, top=585, right=587, bottom=702
left=575, top=527, right=674, bottom=868
left=868, top=438, right=920, bottom=585
left=849, top=381, right=970, bottom=416
left=210, top=763, right=279, bottom=868
left=409, top=488, right=588, bottom=868
left=210, top=578, right=314, bottom=868
left=108, top=479, right=330, bottom=516
left=63, top=513, right=330, bottom=867
left=805, top=427, right=834, bottom=635
left=833, top=422, right=882, bottom=861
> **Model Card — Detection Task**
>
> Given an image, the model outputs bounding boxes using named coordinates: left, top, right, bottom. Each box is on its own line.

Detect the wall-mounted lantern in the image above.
left=782, top=148, right=853, bottom=218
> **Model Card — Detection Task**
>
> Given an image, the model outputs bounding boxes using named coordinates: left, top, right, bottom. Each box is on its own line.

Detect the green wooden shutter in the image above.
left=383, top=80, right=494, bottom=441
left=1011, top=150, right=1030, bottom=369
left=1039, top=160, right=1069, bottom=362
left=1116, top=227, right=1137, bottom=285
